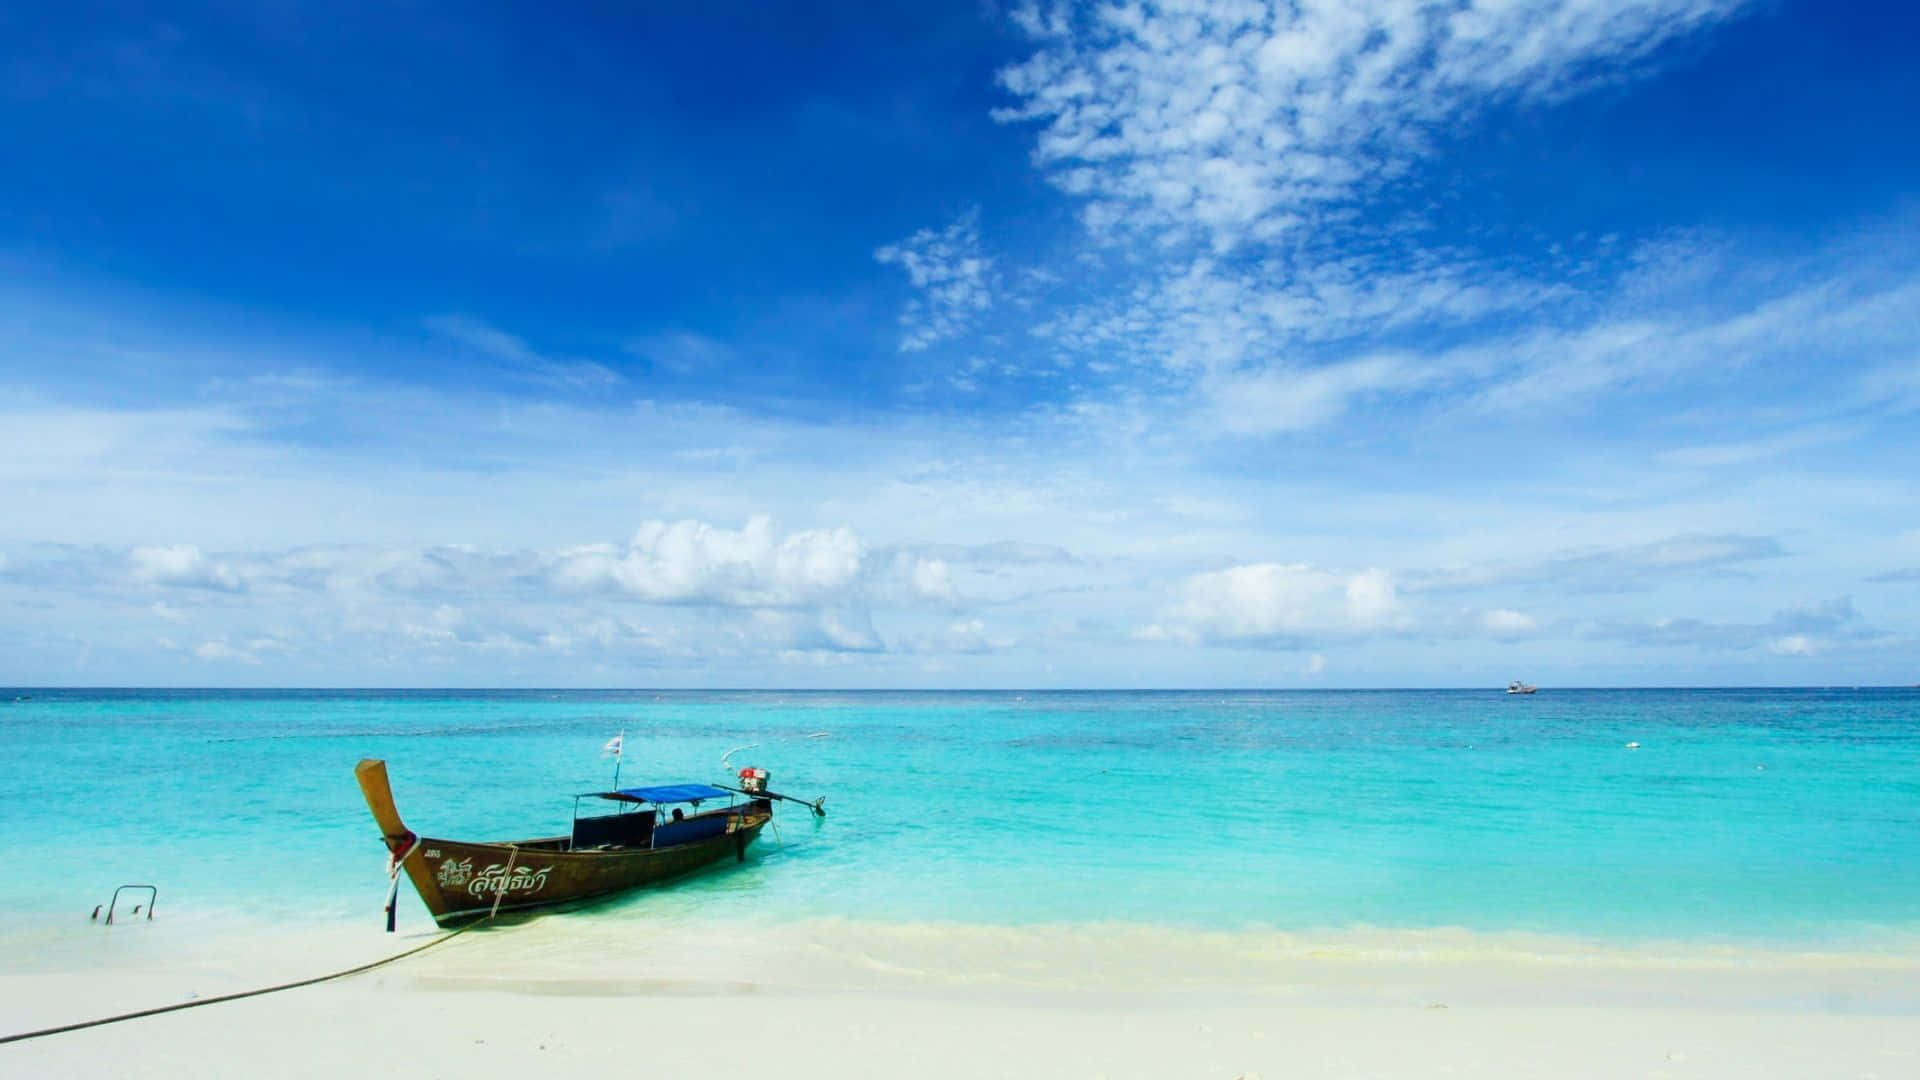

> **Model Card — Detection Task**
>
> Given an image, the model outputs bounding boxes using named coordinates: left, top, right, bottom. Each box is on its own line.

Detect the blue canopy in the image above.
left=599, top=783, right=733, bottom=805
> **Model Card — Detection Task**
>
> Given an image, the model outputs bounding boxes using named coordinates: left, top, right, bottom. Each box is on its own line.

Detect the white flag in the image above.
left=601, top=733, right=624, bottom=757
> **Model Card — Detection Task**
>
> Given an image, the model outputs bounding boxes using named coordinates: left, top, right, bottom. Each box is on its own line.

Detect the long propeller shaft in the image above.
left=724, top=785, right=826, bottom=817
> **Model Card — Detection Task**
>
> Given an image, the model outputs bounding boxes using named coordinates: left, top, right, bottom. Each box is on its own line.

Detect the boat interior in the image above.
left=571, top=807, right=658, bottom=850
left=558, top=800, right=744, bottom=853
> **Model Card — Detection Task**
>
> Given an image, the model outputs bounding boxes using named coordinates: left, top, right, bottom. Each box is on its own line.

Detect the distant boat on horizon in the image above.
left=1506, top=680, right=1538, bottom=695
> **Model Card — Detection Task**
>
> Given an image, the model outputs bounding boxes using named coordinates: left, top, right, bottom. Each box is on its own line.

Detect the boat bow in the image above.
left=355, top=758, right=448, bottom=928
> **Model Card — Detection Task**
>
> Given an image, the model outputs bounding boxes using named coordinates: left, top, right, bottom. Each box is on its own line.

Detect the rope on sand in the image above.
left=0, top=917, right=488, bottom=1046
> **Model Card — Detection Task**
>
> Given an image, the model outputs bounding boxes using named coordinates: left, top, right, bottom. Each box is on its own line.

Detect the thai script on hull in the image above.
left=466, top=862, right=553, bottom=897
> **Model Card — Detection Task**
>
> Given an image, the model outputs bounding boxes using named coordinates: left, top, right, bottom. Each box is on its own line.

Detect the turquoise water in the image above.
left=2, top=688, right=1916, bottom=946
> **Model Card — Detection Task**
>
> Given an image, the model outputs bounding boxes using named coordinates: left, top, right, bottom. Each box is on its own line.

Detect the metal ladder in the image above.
left=90, top=885, right=157, bottom=924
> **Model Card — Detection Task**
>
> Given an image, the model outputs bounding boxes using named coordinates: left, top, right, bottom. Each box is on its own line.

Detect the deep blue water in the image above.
left=2, top=688, right=1915, bottom=945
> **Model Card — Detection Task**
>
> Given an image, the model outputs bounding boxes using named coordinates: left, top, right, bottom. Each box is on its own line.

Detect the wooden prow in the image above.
left=356, top=758, right=410, bottom=840
left=355, top=758, right=444, bottom=929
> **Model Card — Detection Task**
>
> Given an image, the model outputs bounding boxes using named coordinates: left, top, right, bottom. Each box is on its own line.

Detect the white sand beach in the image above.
left=5, top=917, right=1917, bottom=1078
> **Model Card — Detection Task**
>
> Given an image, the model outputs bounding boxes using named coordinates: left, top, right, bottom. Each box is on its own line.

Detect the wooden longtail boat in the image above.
left=356, top=758, right=808, bottom=929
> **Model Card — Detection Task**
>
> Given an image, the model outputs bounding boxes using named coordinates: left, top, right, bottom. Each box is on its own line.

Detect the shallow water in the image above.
left=2, top=688, right=1916, bottom=949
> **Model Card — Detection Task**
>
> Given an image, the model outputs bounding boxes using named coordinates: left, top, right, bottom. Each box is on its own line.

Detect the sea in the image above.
left=3, top=687, right=1917, bottom=958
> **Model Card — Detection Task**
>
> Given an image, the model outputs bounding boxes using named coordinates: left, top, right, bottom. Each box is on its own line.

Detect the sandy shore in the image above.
left=5, top=917, right=1918, bottom=1078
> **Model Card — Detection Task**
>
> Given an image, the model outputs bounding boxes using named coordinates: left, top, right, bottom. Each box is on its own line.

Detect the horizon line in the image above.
left=4, top=684, right=1915, bottom=693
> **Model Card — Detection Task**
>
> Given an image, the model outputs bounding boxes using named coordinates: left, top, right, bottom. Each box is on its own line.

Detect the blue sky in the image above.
left=2, top=0, right=1917, bottom=687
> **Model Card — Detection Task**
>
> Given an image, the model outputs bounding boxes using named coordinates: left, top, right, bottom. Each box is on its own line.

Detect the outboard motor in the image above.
left=737, top=766, right=769, bottom=794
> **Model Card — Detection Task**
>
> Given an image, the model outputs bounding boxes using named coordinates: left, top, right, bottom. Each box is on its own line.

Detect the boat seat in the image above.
left=650, top=812, right=730, bottom=847
left=571, top=809, right=655, bottom=850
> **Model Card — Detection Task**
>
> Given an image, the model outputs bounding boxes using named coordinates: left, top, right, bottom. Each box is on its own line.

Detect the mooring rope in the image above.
left=488, top=845, right=521, bottom=919
left=383, top=834, right=423, bottom=933
left=0, top=917, right=488, bottom=1046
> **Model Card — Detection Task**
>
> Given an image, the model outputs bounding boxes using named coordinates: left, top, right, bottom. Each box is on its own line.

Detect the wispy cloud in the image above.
left=192, top=638, right=261, bottom=664
left=971, top=0, right=1875, bottom=448
left=425, top=314, right=622, bottom=392
left=998, top=0, right=1751, bottom=252
left=1027, top=249, right=1568, bottom=386
left=1656, top=424, right=1861, bottom=469
left=874, top=208, right=993, bottom=352
left=1020, top=224, right=1920, bottom=443
left=1465, top=267, right=1920, bottom=418
left=1411, top=533, right=1787, bottom=594
left=625, top=331, right=736, bottom=375
left=424, top=315, right=540, bottom=365
left=1590, top=597, right=1873, bottom=655
left=187, top=635, right=290, bottom=664
left=1482, top=609, right=1541, bottom=636
left=1197, top=353, right=1430, bottom=435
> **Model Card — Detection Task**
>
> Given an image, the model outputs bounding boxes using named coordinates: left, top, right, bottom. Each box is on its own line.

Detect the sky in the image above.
left=2, top=0, right=1917, bottom=688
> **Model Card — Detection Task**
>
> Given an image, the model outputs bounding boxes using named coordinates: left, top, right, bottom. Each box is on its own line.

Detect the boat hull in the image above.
left=409, top=818, right=768, bottom=926
left=355, top=758, right=769, bottom=928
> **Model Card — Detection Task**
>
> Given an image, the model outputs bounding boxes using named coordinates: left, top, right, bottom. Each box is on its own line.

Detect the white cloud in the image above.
left=875, top=208, right=994, bottom=351
left=946, top=618, right=1008, bottom=653
left=1146, top=562, right=1409, bottom=646
left=909, top=557, right=956, bottom=602
left=902, top=617, right=1017, bottom=655
left=548, top=516, right=866, bottom=608
left=1482, top=609, right=1539, bottom=635
left=130, top=545, right=245, bottom=592
left=193, top=639, right=260, bottom=664
left=1769, top=635, right=1816, bottom=657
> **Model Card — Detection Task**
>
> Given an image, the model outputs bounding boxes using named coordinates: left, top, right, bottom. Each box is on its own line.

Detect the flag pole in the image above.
left=611, top=729, right=624, bottom=790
